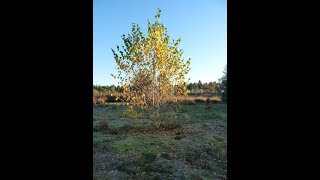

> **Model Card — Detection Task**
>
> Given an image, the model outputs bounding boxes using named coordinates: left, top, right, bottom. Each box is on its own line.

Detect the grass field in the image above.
left=93, top=102, right=227, bottom=180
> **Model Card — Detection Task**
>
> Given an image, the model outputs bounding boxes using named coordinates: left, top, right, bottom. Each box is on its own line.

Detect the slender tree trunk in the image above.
left=152, top=56, right=155, bottom=107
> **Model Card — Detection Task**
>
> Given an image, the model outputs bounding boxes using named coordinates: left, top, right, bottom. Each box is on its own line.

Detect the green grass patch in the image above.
left=93, top=132, right=116, bottom=147
left=93, top=103, right=227, bottom=179
left=114, top=134, right=181, bottom=155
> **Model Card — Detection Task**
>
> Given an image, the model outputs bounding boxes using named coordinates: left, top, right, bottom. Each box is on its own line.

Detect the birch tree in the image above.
left=111, top=9, right=191, bottom=126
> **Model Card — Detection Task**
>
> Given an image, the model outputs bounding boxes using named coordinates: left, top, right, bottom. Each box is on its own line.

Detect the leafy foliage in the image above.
left=217, top=65, right=227, bottom=102
left=111, top=9, right=191, bottom=125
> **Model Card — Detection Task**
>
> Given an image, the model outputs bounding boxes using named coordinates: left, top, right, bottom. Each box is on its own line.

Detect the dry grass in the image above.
left=93, top=93, right=221, bottom=105
left=177, top=95, right=221, bottom=102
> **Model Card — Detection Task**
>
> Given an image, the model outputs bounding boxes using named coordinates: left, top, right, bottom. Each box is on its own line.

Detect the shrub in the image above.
left=107, top=95, right=118, bottom=102
left=96, top=98, right=105, bottom=104
left=115, top=94, right=124, bottom=102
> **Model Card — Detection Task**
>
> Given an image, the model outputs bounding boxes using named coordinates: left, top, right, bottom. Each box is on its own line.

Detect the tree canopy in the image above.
left=111, top=9, right=191, bottom=110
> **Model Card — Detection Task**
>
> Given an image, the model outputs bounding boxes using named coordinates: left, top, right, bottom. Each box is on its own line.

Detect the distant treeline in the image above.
left=93, top=85, right=123, bottom=94
left=187, top=81, right=217, bottom=94
left=93, top=80, right=218, bottom=95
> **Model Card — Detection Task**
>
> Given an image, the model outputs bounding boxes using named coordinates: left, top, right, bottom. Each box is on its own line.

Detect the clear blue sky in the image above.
left=93, top=0, right=226, bottom=86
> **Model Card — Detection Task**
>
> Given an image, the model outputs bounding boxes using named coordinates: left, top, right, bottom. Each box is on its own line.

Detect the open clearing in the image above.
left=93, top=102, right=227, bottom=180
